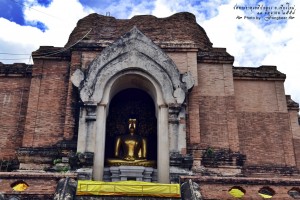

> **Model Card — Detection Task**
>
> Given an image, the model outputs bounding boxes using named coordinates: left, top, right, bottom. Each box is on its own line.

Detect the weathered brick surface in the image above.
left=0, top=76, right=31, bottom=159
left=198, top=96, right=236, bottom=149
left=167, top=52, right=198, bottom=86
left=187, top=87, right=201, bottom=146
left=198, top=63, right=229, bottom=96
left=62, top=51, right=82, bottom=141
left=293, top=139, right=300, bottom=168
left=233, top=78, right=296, bottom=166
left=22, top=59, right=70, bottom=147
left=237, top=112, right=295, bottom=166
left=0, top=172, right=76, bottom=198
left=199, top=182, right=299, bottom=200
left=233, top=65, right=286, bottom=79
left=81, top=51, right=99, bottom=70
left=65, top=12, right=212, bottom=50
left=290, top=109, right=300, bottom=169
left=234, top=79, right=287, bottom=113
left=181, top=176, right=300, bottom=200
left=167, top=52, right=189, bottom=74
left=1, top=178, right=56, bottom=195
left=187, top=63, right=239, bottom=152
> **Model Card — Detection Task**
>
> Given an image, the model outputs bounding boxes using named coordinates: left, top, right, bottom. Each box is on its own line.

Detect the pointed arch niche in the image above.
left=105, top=88, right=157, bottom=163
left=71, top=27, right=194, bottom=183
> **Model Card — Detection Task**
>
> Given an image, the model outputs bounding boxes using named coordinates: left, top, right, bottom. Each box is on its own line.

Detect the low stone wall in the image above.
left=181, top=176, right=300, bottom=199
left=0, top=172, right=76, bottom=199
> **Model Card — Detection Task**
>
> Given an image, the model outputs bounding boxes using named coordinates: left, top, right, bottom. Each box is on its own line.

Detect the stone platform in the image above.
left=103, top=166, right=157, bottom=182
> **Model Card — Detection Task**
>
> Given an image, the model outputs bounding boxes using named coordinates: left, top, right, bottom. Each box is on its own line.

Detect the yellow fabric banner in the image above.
left=76, top=180, right=181, bottom=198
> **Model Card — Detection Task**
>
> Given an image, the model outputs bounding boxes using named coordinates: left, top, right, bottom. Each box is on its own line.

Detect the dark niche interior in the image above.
left=105, top=88, right=157, bottom=163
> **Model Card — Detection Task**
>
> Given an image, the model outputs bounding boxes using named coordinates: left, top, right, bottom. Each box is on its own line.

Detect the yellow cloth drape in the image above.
left=76, top=180, right=181, bottom=198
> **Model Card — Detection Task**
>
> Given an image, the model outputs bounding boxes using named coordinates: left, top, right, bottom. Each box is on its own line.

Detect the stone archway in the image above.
left=95, top=72, right=170, bottom=183
left=71, top=27, right=194, bottom=183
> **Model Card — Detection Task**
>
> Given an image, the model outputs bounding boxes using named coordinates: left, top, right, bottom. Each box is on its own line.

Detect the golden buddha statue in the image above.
left=106, top=118, right=156, bottom=167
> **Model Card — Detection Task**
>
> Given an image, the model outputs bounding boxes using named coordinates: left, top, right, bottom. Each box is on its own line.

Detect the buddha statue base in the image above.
left=106, top=159, right=156, bottom=167
left=103, top=166, right=158, bottom=182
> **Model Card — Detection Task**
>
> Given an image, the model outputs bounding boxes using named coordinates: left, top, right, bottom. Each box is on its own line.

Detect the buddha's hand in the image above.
left=124, top=156, right=135, bottom=161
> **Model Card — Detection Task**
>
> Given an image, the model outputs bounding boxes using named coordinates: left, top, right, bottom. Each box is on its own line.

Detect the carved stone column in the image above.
left=158, top=105, right=169, bottom=183
left=168, top=104, right=182, bottom=153
left=93, top=104, right=107, bottom=181
left=77, top=103, right=97, bottom=153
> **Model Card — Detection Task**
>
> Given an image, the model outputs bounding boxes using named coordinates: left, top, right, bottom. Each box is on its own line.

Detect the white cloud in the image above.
left=23, top=0, right=92, bottom=45
left=151, top=0, right=174, bottom=17
left=86, top=0, right=154, bottom=19
left=200, top=0, right=300, bottom=104
left=0, top=18, right=42, bottom=63
left=0, top=0, right=93, bottom=63
left=261, top=13, right=300, bottom=103
left=148, top=0, right=300, bottom=105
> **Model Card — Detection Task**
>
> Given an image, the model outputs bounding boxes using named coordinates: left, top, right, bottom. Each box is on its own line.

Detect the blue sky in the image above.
left=0, top=0, right=299, bottom=105
left=0, top=0, right=51, bottom=31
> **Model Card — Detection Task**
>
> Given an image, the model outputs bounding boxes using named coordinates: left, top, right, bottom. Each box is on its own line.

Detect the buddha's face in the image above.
left=129, top=125, right=135, bottom=133
left=128, top=119, right=136, bottom=133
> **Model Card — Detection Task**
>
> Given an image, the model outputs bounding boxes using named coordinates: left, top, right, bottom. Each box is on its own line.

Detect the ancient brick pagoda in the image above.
left=0, top=12, right=300, bottom=199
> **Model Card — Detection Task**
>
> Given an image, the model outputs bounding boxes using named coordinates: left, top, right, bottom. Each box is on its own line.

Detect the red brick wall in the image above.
left=289, top=109, right=300, bottom=169
left=22, top=59, right=70, bottom=147
left=0, top=172, right=76, bottom=198
left=1, top=178, right=56, bottom=195
left=187, top=63, right=239, bottom=151
left=237, top=112, right=294, bottom=166
left=294, top=139, right=300, bottom=168
left=198, top=96, right=236, bottom=149
left=234, top=79, right=296, bottom=166
left=0, top=76, right=31, bottom=159
left=199, top=183, right=298, bottom=200
left=187, top=87, right=201, bottom=146
left=182, top=176, right=300, bottom=200
left=62, top=50, right=100, bottom=141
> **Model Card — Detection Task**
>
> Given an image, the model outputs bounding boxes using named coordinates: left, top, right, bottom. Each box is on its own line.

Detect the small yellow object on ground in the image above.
left=228, top=188, right=245, bottom=198
left=77, top=180, right=181, bottom=198
left=12, top=183, right=29, bottom=191
left=258, top=193, right=273, bottom=198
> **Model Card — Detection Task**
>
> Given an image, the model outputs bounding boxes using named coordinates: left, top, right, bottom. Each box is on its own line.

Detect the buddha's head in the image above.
left=128, top=118, right=136, bottom=134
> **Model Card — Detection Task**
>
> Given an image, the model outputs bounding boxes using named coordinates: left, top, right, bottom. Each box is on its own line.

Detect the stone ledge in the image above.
left=17, top=147, right=60, bottom=156
left=72, top=41, right=201, bottom=51
left=201, top=148, right=246, bottom=168
left=233, top=65, right=286, bottom=80
left=0, top=62, right=32, bottom=76
left=17, top=147, right=60, bottom=166
left=197, top=48, right=234, bottom=64
left=0, top=171, right=77, bottom=179
left=2, top=194, right=53, bottom=199
left=32, top=46, right=71, bottom=60
left=286, top=95, right=299, bottom=111
left=242, top=165, right=300, bottom=177
left=180, top=175, right=300, bottom=186
left=170, top=152, right=193, bottom=169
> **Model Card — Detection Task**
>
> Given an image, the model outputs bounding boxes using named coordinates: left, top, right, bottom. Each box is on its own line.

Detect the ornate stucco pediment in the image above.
left=71, top=26, right=194, bottom=105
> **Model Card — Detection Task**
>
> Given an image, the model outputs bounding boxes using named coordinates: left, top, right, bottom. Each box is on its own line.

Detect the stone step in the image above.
left=76, top=196, right=180, bottom=200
